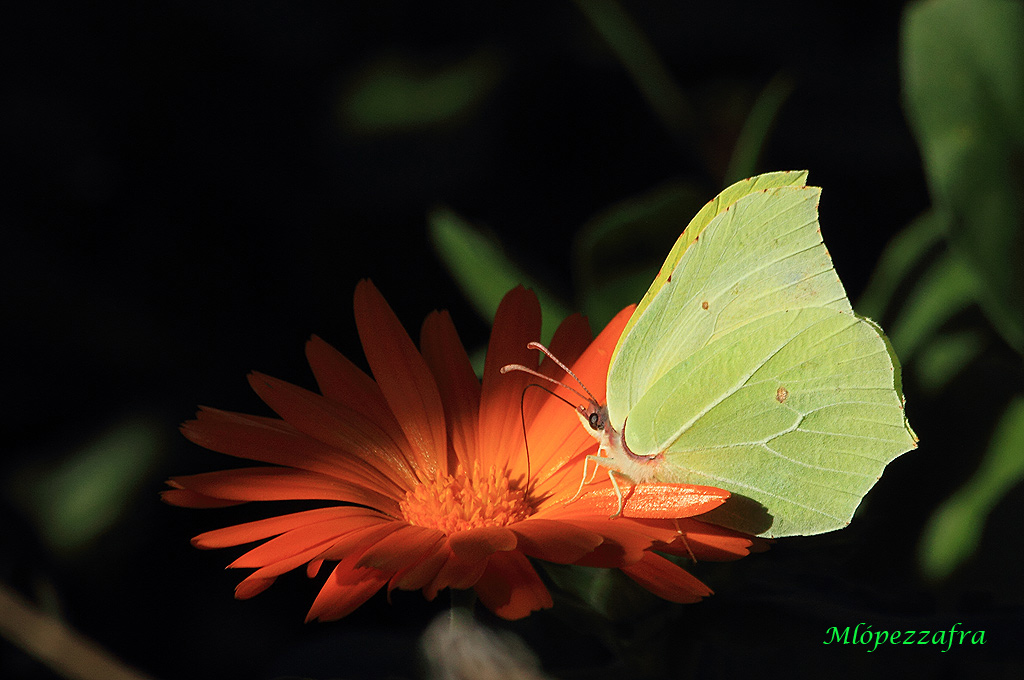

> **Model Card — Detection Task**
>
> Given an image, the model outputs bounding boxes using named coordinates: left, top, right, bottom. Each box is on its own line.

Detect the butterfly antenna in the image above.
left=500, top=342, right=599, bottom=406
left=526, top=342, right=599, bottom=405
left=499, top=362, right=593, bottom=408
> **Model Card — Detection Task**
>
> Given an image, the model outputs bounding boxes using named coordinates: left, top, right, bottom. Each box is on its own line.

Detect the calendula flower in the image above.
left=164, top=281, right=759, bottom=621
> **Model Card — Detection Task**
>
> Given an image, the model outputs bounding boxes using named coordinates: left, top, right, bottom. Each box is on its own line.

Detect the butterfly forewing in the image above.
left=608, top=185, right=851, bottom=430
left=613, top=170, right=810, bottom=361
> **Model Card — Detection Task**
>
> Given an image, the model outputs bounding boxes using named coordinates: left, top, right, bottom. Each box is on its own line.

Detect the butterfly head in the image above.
left=576, top=401, right=609, bottom=441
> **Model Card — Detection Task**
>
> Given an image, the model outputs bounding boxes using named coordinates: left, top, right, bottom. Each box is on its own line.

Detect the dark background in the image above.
left=4, top=1, right=1019, bottom=679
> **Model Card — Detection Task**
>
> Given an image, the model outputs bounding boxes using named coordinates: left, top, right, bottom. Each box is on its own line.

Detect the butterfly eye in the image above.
left=588, top=412, right=601, bottom=430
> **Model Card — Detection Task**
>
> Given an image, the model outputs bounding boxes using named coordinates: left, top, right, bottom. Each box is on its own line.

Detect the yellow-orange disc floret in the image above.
left=401, top=464, right=530, bottom=534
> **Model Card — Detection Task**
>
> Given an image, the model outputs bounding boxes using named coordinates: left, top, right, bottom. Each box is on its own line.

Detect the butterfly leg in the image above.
left=574, top=453, right=628, bottom=517
left=606, top=469, right=625, bottom=518
left=569, top=453, right=602, bottom=503
left=671, top=518, right=698, bottom=563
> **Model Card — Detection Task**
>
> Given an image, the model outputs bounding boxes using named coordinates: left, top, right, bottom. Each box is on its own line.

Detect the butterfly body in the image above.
left=577, top=402, right=663, bottom=485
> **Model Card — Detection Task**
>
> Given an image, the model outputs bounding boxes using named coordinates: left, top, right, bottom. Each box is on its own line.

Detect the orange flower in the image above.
left=164, top=281, right=760, bottom=621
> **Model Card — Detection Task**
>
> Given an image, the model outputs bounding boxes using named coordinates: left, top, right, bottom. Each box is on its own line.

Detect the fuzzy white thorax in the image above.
left=576, top=401, right=662, bottom=485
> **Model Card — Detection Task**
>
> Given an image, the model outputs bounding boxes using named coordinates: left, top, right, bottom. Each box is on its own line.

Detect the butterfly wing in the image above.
left=626, top=306, right=916, bottom=537
left=608, top=179, right=852, bottom=428
left=613, top=170, right=810, bottom=361
left=607, top=173, right=916, bottom=537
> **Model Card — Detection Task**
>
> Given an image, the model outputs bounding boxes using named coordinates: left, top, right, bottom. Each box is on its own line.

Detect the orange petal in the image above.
left=420, top=309, right=480, bottom=472
left=316, top=520, right=406, bottom=563
left=305, top=555, right=390, bottom=622
left=572, top=304, right=634, bottom=404
left=540, top=313, right=591, bottom=381
left=160, top=487, right=244, bottom=508
left=425, top=540, right=490, bottom=597
left=447, top=526, right=518, bottom=562
left=247, top=372, right=419, bottom=489
left=246, top=542, right=338, bottom=581
left=479, top=286, right=541, bottom=471
left=227, top=514, right=391, bottom=569
left=388, top=536, right=449, bottom=593
left=524, top=306, right=635, bottom=485
left=556, top=484, right=729, bottom=519
left=558, top=518, right=665, bottom=567
left=355, top=524, right=445, bottom=572
left=473, top=550, right=552, bottom=620
left=183, top=407, right=403, bottom=498
left=519, top=420, right=596, bottom=501
left=519, top=312, right=592, bottom=422
left=305, top=335, right=399, bottom=431
left=619, top=551, right=711, bottom=603
left=234, top=574, right=276, bottom=600
left=511, top=519, right=604, bottom=564
left=354, top=280, right=448, bottom=479
left=655, top=519, right=763, bottom=561
left=169, top=468, right=401, bottom=514
left=192, top=506, right=385, bottom=549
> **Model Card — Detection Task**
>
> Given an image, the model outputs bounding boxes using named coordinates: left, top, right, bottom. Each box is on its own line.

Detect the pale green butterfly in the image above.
left=513, top=171, right=917, bottom=538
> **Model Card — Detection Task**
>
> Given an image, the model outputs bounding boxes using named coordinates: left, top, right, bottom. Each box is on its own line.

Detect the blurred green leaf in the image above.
left=580, top=270, right=662, bottom=334
left=919, top=397, right=1024, bottom=579
left=573, top=181, right=705, bottom=326
left=8, top=416, right=165, bottom=556
left=902, top=0, right=1024, bottom=353
left=887, top=250, right=982, bottom=361
left=340, top=50, right=501, bottom=135
left=428, top=207, right=570, bottom=342
left=542, top=562, right=657, bottom=621
left=723, top=73, right=795, bottom=185
left=857, top=210, right=947, bottom=320
left=914, top=329, right=987, bottom=393
left=572, top=0, right=693, bottom=143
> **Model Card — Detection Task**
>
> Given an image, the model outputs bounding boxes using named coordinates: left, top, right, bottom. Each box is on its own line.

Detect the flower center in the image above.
left=400, top=463, right=530, bottom=534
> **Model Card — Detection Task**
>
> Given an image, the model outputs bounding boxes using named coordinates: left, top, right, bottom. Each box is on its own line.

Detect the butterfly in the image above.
left=511, top=171, right=918, bottom=538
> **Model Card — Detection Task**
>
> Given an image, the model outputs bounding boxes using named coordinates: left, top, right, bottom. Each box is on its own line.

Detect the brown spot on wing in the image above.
left=776, top=386, right=789, bottom=403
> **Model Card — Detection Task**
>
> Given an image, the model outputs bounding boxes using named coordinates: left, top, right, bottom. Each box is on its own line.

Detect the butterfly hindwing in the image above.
left=624, top=307, right=915, bottom=536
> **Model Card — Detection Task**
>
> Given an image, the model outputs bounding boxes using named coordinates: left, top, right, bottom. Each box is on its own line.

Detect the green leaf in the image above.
left=901, top=0, right=1024, bottom=352
left=723, top=73, right=796, bottom=185
left=580, top=270, right=662, bottom=334
left=8, top=417, right=165, bottom=555
left=887, top=250, right=982, bottom=361
left=571, top=0, right=693, bottom=142
left=914, top=329, right=987, bottom=393
left=340, top=50, right=501, bottom=135
left=573, top=181, right=706, bottom=327
left=542, top=562, right=657, bottom=621
left=856, top=210, right=947, bottom=320
left=919, top=397, right=1024, bottom=579
left=428, top=207, right=570, bottom=342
